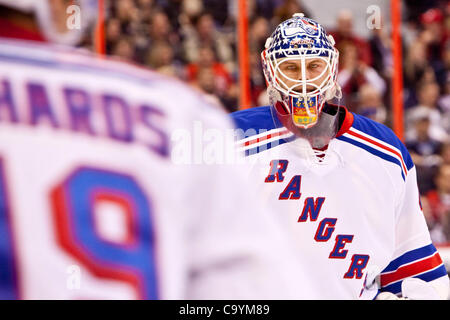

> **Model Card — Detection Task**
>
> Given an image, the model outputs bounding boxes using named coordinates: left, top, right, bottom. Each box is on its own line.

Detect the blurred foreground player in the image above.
left=231, top=13, right=449, bottom=299
left=0, top=1, right=301, bottom=299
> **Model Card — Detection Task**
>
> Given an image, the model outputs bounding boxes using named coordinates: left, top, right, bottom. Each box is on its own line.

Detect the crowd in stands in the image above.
left=93, top=0, right=450, bottom=244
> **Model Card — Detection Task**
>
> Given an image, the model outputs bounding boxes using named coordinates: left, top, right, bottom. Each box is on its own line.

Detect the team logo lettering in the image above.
left=265, top=160, right=370, bottom=279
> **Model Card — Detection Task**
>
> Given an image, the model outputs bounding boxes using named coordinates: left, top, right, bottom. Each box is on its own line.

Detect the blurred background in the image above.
left=77, top=0, right=450, bottom=246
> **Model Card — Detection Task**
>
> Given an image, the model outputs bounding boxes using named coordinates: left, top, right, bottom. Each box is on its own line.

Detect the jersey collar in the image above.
left=335, top=105, right=354, bottom=137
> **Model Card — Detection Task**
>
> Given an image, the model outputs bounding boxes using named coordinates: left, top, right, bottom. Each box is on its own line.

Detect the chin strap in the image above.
left=268, top=85, right=289, bottom=114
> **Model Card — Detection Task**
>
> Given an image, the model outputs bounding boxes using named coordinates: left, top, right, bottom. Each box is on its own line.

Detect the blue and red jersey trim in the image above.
left=379, top=244, right=447, bottom=295
left=336, top=113, right=414, bottom=181
left=231, top=105, right=413, bottom=178
left=231, top=106, right=296, bottom=156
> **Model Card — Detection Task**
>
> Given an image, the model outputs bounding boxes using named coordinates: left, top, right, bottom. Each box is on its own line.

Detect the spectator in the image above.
left=440, top=142, right=450, bottom=165
left=420, top=8, right=447, bottom=68
left=248, top=16, right=271, bottom=107
left=406, top=107, right=443, bottom=163
left=203, top=0, right=230, bottom=26
left=105, top=18, right=122, bottom=53
left=249, top=15, right=270, bottom=54
left=186, top=46, right=232, bottom=90
left=111, top=37, right=135, bottom=61
left=404, top=40, right=435, bottom=108
left=404, top=6, right=448, bottom=108
left=407, top=81, right=449, bottom=143
left=405, top=107, right=443, bottom=193
left=404, top=0, right=441, bottom=25
left=179, top=0, right=204, bottom=26
left=337, top=42, right=386, bottom=111
left=158, top=0, right=184, bottom=30
left=186, top=45, right=237, bottom=112
left=253, top=0, right=277, bottom=20
left=438, top=71, right=450, bottom=136
left=357, top=84, right=387, bottom=124
left=272, top=0, right=311, bottom=26
left=112, top=0, right=141, bottom=36
left=249, top=51, right=267, bottom=108
left=191, top=67, right=225, bottom=109
left=113, top=0, right=136, bottom=24
left=419, top=195, right=444, bottom=244
left=146, top=41, right=185, bottom=79
left=330, top=9, right=373, bottom=67
left=368, top=16, right=393, bottom=80
left=425, top=164, right=450, bottom=244
left=182, top=12, right=234, bottom=70
left=148, top=10, right=179, bottom=46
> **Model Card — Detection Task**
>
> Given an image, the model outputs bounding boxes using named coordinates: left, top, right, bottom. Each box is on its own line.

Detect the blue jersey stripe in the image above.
left=337, top=135, right=406, bottom=180
left=381, top=281, right=402, bottom=295
left=244, top=135, right=296, bottom=157
left=351, top=114, right=414, bottom=171
left=231, top=106, right=294, bottom=157
left=382, top=244, right=437, bottom=273
left=417, top=264, right=448, bottom=283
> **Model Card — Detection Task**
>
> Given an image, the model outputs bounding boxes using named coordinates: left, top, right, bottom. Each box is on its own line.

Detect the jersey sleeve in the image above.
left=379, top=164, right=449, bottom=298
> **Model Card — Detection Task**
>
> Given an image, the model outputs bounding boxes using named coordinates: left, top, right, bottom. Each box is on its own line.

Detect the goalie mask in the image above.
left=262, top=13, right=341, bottom=130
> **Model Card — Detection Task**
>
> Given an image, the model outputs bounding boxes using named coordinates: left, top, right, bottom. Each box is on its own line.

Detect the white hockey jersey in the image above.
left=0, top=39, right=301, bottom=300
left=231, top=105, right=450, bottom=299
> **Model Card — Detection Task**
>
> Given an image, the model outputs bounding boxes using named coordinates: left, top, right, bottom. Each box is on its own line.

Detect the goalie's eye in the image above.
left=279, top=62, right=301, bottom=76
left=286, top=64, right=299, bottom=71
left=307, top=59, right=326, bottom=71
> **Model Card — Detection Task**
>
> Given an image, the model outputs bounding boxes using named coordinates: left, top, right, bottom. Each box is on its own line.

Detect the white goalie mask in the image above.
left=262, top=13, right=341, bottom=129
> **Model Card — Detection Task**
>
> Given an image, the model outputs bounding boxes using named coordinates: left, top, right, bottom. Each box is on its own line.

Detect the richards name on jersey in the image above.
left=0, top=77, right=169, bottom=158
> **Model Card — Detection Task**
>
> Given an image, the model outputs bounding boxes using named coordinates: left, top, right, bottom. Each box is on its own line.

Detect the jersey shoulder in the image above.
left=339, top=113, right=414, bottom=172
left=230, top=106, right=279, bottom=132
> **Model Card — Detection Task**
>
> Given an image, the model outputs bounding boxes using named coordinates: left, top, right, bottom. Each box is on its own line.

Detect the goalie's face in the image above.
left=270, top=55, right=335, bottom=128
left=277, top=57, right=329, bottom=94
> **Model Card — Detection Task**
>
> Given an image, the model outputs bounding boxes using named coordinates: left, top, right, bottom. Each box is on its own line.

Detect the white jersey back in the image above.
left=0, top=39, right=300, bottom=300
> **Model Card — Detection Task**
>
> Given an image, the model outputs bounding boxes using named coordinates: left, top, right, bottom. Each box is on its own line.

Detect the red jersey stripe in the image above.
left=380, top=252, right=443, bottom=287
left=239, top=129, right=290, bottom=148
